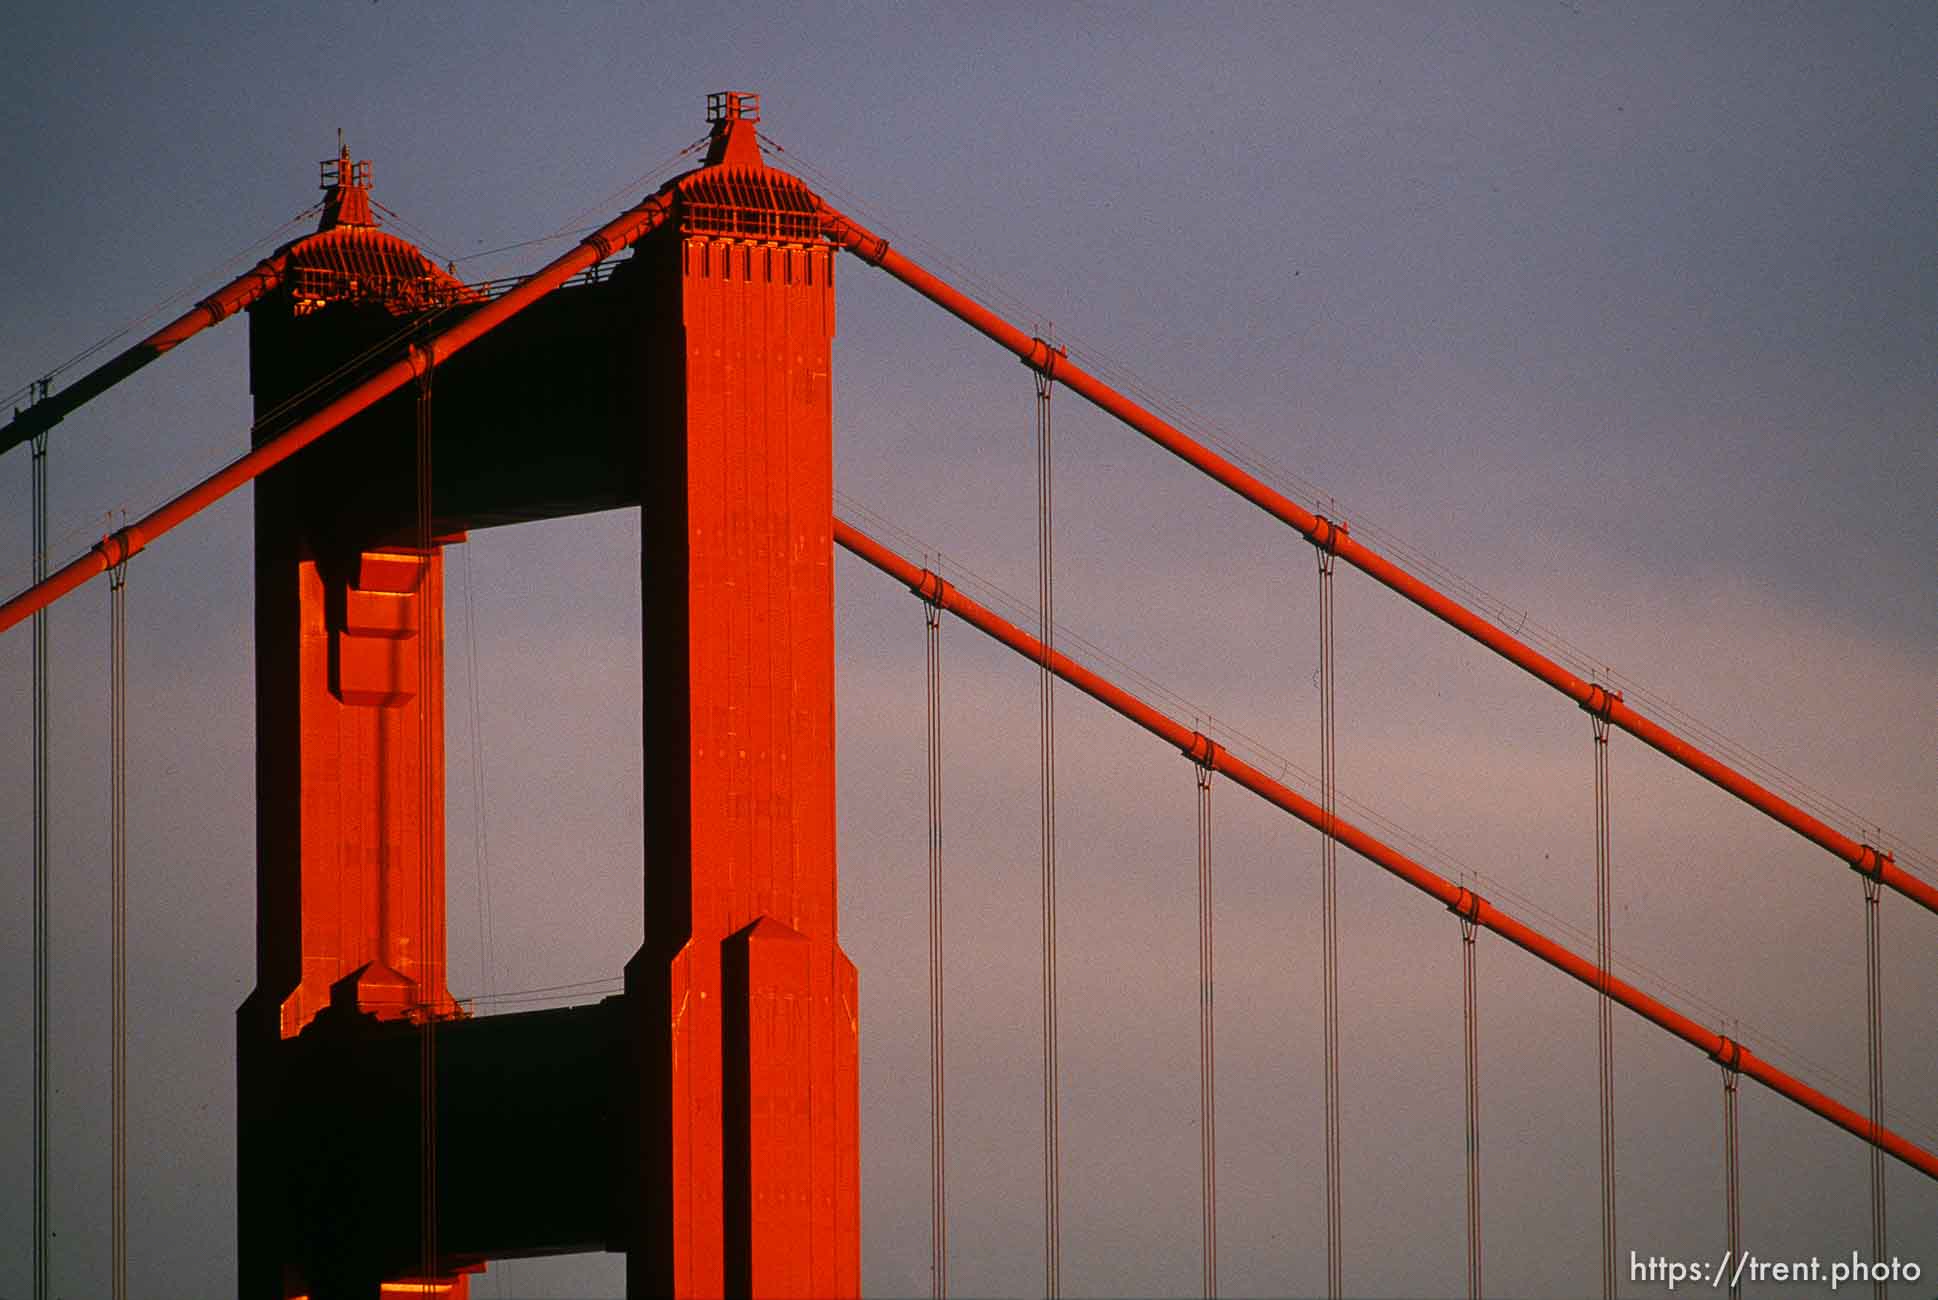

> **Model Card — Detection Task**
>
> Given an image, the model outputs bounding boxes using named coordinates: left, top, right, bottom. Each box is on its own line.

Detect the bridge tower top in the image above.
left=702, top=89, right=764, bottom=167
left=317, top=133, right=375, bottom=230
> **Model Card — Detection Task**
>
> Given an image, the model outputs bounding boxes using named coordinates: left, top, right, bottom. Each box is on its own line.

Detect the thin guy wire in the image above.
left=1195, top=760, right=1219, bottom=1300
left=1593, top=715, right=1617, bottom=1300
left=468, top=976, right=620, bottom=1000
left=924, top=598, right=949, bottom=1299
left=1316, top=543, right=1342, bottom=1300
left=31, top=416, right=51, bottom=1300
left=1462, top=916, right=1482, bottom=1300
left=1864, top=877, right=1887, bottom=1300
left=448, top=136, right=704, bottom=272
left=368, top=198, right=460, bottom=272
left=1721, top=1058, right=1741, bottom=1300
left=1035, top=368, right=1062, bottom=1298
left=109, top=551, right=128, bottom=1300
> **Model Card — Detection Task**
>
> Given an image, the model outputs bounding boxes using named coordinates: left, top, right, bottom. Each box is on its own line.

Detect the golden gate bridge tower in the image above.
left=235, top=92, right=856, bottom=1297
left=5, top=88, right=1934, bottom=1300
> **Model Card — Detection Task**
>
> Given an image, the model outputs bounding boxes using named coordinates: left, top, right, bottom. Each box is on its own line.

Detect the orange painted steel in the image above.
left=234, top=148, right=561, bottom=1296
left=815, top=203, right=1933, bottom=923
left=257, top=545, right=457, bottom=1037
left=627, top=100, right=860, bottom=1296
left=0, top=253, right=288, bottom=459
left=834, top=516, right=1938, bottom=1184
left=0, top=187, right=676, bottom=638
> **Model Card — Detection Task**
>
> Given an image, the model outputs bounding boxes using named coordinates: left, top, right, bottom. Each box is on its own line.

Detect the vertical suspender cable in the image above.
left=1034, top=366, right=1062, bottom=1298
left=924, top=596, right=949, bottom=1299
left=1863, top=877, right=1887, bottom=1300
left=1195, top=757, right=1219, bottom=1299
left=1591, top=709, right=1617, bottom=1300
left=414, top=347, right=439, bottom=1285
left=29, top=399, right=51, bottom=1300
left=462, top=545, right=495, bottom=1018
left=1460, top=911, right=1482, bottom=1300
left=840, top=518, right=1938, bottom=1178
left=1720, top=1051, right=1741, bottom=1300
left=460, top=543, right=506, bottom=1300
left=108, top=547, right=128, bottom=1300
left=1315, top=534, right=1342, bottom=1300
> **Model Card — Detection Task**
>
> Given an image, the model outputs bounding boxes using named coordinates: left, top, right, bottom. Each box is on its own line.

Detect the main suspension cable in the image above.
left=1591, top=707, right=1617, bottom=1300
left=1194, top=755, right=1219, bottom=1299
left=816, top=202, right=1938, bottom=905
left=1, top=183, right=677, bottom=639
left=1315, top=530, right=1343, bottom=1300
left=835, top=516, right=1938, bottom=1184
left=108, top=547, right=129, bottom=1300
left=1460, top=908, right=1482, bottom=1300
left=0, top=204, right=319, bottom=444
left=4, top=304, right=462, bottom=599
left=923, top=595, right=949, bottom=1299
left=1034, top=365, right=1062, bottom=1298
left=834, top=493, right=1922, bottom=1136
left=29, top=403, right=51, bottom=1300
left=1863, top=876, right=1887, bottom=1300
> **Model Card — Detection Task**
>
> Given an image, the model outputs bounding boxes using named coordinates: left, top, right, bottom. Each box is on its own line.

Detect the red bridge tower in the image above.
left=237, top=94, right=859, bottom=1298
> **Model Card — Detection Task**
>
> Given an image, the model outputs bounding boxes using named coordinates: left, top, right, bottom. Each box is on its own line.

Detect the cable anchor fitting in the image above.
left=1447, top=885, right=1485, bottom=926
left=1708, top=1034, right=1745, bottom=1075
left=909, top=567, right=954, bottom=610
left=1579, top=682, right=1622, bottom=722
left=1024, top=337, right=1066, bottom=381
left=850, top=229, right=892, bottom=265
left=1310, top=514, right=1349, bottom=558
left=196, top=263, right=273, bottom=327
left=1851, top=844, right=1893, bottom=883
left=407, top=340, right=439, bottom=386
left=14, top=377, right=60, bottom=440
left=97, top=526, right=143, bottom=573
left=815, top=203, right=889, bottom=266
left=1182, top=730, right=1220, bottom=776
left=582, top=190, right=671, bottom=263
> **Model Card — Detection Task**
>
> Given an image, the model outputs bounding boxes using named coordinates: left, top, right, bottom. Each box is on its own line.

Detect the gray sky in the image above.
left=2, top=3, right=1934, bottom=1297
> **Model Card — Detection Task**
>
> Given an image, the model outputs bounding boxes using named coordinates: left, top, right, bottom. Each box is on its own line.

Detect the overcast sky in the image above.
left=2, top=3, right=1934, bottom=1297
